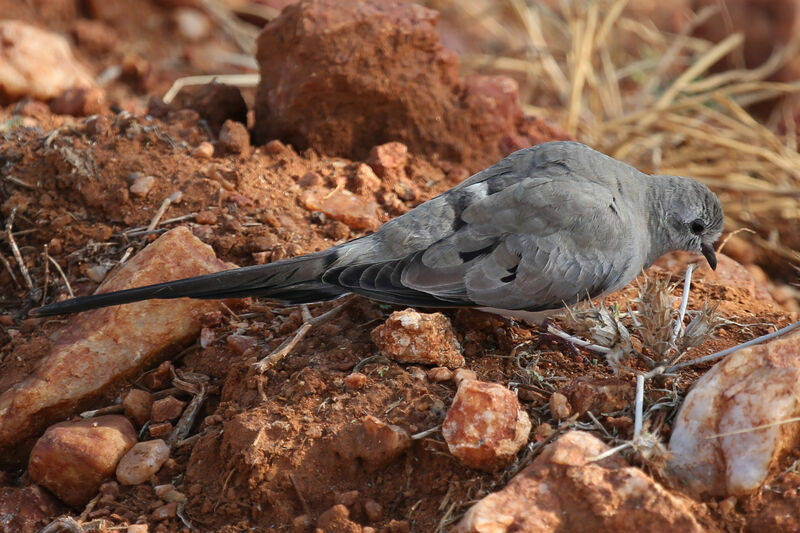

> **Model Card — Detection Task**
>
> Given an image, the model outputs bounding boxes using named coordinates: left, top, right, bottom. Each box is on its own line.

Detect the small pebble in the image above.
left=264, top=139, right=286, bottom=154
left=129, top=175, right=155, bottom=197
left=218, top=120, right=250, bottom=154
left=126, top=525, right=148, bottom=533
left=148, top=421, right=172, bottom=438
left=334, top=489, right=360, bottom=507
left=549, top=392, right=572, bottom=420
left=195, top=210, right=217, bottom=224
left=427, top=367, right=453, bottom=382
left=298, top=171, right=321, bottom=188
left=122, top=389, right=152, bottom=427
left=452, top=368, right=477, bottom=385
left=364, top=499, right=383, bottom=522
left=344, top=372, right=367, bottom=390
left=116, top=439, right=170, bottom=485
left=150, top=501, right=178, bottom=521
left=150, top=396, right=186, bottom=423
left=227, top=334, right=257, bottom=355
left=718, top=496, right=737, bottom=516
left=192, top=141, right=214, bottom=159
left=407, top=366, right=427, bottom=381
left=85, top=265, right=109, bottom=283
left=174, top=8, right=210, bottom=41
left=533, top=423, right=554, bottom=442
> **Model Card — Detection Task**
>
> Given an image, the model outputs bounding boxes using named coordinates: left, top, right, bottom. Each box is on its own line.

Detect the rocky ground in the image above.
left=1, top=1, right=800, bottom=532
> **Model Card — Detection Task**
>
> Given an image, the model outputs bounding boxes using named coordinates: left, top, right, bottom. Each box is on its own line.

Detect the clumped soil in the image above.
left=0, top=1, right=798, bottom=531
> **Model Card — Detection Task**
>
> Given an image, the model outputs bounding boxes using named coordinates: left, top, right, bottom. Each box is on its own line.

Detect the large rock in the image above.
left=442, top=379, right=531, bottom=472
left=253, top=0, right=558, bottom=172
left=669, top=330, right=800, bottom=496
left=28, top=415, right=137, bottom=507
left=0, top=485, right=62, bottom=533
left=0, top=20, right=97, bottom=103
left=454, top=431, right=704, bottom=533
left=371, top=309, right=464, bottom=368
left=0, top=227, right=235, bottom=459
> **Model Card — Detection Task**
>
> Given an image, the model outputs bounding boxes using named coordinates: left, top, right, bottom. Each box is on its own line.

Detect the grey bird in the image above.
left=32, top=141, right=724, bottom=321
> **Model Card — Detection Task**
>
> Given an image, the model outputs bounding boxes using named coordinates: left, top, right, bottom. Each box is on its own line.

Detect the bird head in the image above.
left=659, top=177, right=724, bottom=270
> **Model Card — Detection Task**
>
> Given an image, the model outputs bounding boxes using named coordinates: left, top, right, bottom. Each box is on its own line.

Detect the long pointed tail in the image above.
left=31, top=250, right=345, bottom=316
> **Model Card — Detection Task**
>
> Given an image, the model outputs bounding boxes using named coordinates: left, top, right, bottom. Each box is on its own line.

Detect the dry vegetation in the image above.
left=438, top=0, right=800, bottom=266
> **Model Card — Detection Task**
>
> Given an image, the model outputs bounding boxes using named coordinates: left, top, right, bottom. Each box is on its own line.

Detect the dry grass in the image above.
left=428, top=0, right=800, bottom=266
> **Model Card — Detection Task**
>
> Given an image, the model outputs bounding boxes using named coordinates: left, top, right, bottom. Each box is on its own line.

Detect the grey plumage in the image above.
left=32, top=141, right=724, bottom=319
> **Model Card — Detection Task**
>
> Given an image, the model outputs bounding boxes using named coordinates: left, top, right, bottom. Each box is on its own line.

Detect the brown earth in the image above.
left=1, top=1, right=799, bottom=532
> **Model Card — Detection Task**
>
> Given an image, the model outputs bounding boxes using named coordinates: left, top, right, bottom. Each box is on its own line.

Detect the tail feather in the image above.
left=31, top=251, right=340, bottom=316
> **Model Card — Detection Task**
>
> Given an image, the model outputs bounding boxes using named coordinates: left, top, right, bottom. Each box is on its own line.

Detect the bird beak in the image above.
left=701, top=243, right=717, bottom=270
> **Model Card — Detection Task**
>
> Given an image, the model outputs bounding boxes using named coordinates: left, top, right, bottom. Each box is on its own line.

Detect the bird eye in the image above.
left=690, top=218, right=705, bottom=235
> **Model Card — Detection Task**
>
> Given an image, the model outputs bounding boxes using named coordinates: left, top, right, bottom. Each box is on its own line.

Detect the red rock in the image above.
left=0, top=227, right=236, bottom=454
left=151, top=501, right=178, bottom=521
left=140, top=361, right=173, bottom=391
left=194, top=210, right=218, bottom=225
left=0, top=485, right=62, bottom=532
left=218, top=119, right=251, bottom=155
left=151, top=396, right=186, bottom=423
left=15, top=100, right=51, bottom=119
left=84, top=0, right=123, bottom=20
left=71, top=19, right=117, bottom=54
left=344, top=372, right=367, bottom=390
left=452, top=368, right=477, bottom=385
left=98, top=480, right=119, bottom=503
left=427, top=366, right=453, bottom=383
left=192, top=141, right=215, bottom=159
left=292, top=514, right=312, bottom=531
left=517, top=115, right=570, bottom=147
left=129, top=175, right=156, bottom=197
left=562, top=377, right=635, bottom=417
left=669, top=330, right=800, bottom=496
left=453, top=431, right=703, bottom=532
left=253, top=0, right=537, bottom=172
left=174, top=84, right=248, bottom=135
left=334, top=489, right=360, bottom=507
left=332, top=415, right=411, bottom=471
left=533, top=423, right=554, bottom=442
left=695, top=253, right=777, bottom=306
left=549, top=392, right=571, bottom=420
left=442, top=379, right=531, bottom=472
left=363, top=499, right=383, bottom=522
left=352, top=163, right=381, bottom=194
left=28, top=415, right=137, bottom=506
left=371, top=309, right=464, bottom=368
left=316, top=504, right=360, bottom=533
left=462, top=74, right=521, bottom=140
left=122, top=389, right=152, bottom=427
left=120, top=53, right=156, bottom=93
left=298, top=171, right=322, bottom=188
left=126, top=524, right=149, bottom=533
left=0, top=21, right=97, bottom=103
left=148, top=421, right=173, bottom=438
left=720, top=235, right=759, bottom=265
left=0, top=314, right=13, bottom=327
left=302, top=186, right=381, bottom=231
left=84, top=115, right=110, bottom=137
left=116, top=439, right=171, bottom=485
left=366, top=142, right=408, bottom=180
left=226, top=334, right=257, bottom=355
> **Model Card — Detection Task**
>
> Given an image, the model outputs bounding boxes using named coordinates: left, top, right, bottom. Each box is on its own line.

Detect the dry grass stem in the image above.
left=5, top=208, right=34, bottom=291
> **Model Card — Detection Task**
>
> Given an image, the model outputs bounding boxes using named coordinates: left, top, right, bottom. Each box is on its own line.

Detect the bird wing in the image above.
left=324, top=156, right=638, bottom=311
